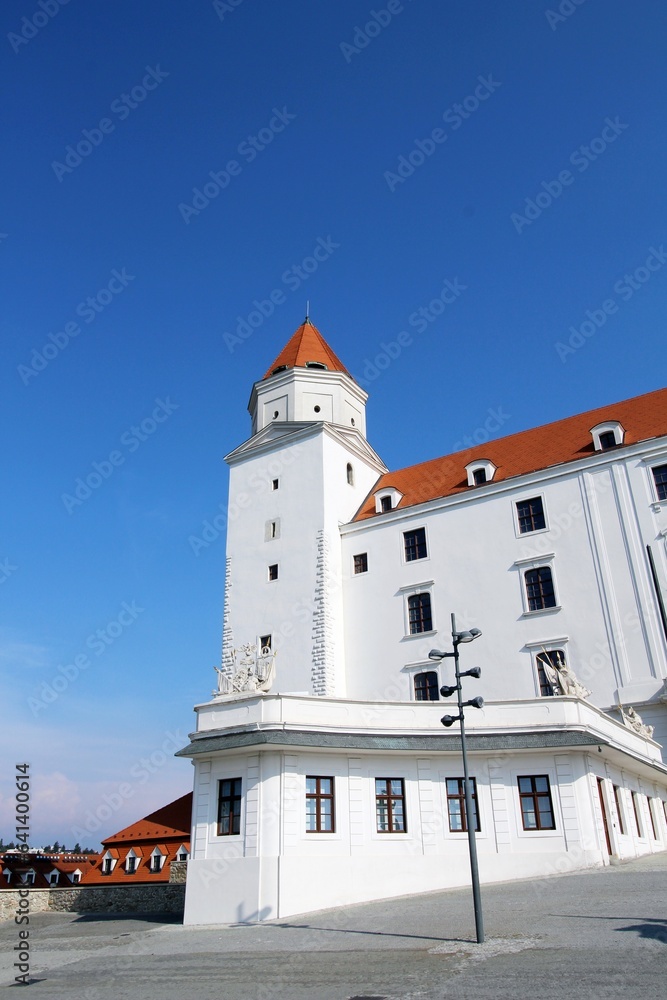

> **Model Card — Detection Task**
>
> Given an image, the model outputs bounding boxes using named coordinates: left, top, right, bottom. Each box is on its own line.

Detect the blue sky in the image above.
left=2, top=0, right=666, bottom=847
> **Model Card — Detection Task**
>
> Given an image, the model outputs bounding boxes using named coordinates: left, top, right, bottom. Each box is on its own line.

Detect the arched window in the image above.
left=414, top=671, right=439, bottom=701
left=408, top=593, right=433, bottom=634
left=346, top=463, right=354, bottom=486
left=525, top=567, right=556, bottom=611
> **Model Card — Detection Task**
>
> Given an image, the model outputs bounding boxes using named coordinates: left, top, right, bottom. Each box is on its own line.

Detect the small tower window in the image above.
left=259, top=634, right=272, bottom=652
left=473, top=468, right=486, bottom=485
left=273, top=410, right=279, bottom=419
left=599, top=431, right=616, bottom=450
left=272, top=479, right=279, bottom=491
left=268, top=564, right=278, bottom=581
left=305, top=361, right=327, bottom=370
left=346, top=463, right=354, bottom=486
left=314, top=405, right=321, bottom=413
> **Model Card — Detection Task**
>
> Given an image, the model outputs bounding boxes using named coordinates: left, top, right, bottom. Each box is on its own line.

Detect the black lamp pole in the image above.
left=430, top=612, right=484, bottom=944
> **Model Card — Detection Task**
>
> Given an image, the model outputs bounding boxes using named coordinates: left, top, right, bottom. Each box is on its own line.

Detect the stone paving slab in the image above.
left=1, top=853, right=666, bottom=999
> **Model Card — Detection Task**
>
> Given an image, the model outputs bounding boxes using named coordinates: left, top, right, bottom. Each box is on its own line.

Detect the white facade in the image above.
left=179, top=323, right=667, bottom=924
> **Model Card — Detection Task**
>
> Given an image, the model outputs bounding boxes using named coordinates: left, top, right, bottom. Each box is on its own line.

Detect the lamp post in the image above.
left=429, top=612, right=484, bottom=944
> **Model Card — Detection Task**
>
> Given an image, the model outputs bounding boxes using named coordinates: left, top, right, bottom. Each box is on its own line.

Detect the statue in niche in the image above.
left=213, top=642, right=276, bottom=698
left=619, top=704, right=654, bottom=739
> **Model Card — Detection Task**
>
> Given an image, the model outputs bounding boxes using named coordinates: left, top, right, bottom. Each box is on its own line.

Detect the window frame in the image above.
left=631, top=790, right=644, bottom=838
left=305, top=776, right=335, bottom=834
left=407, top=592, right=433, bottom=635
left=613, top=784, right=627, bottom=836
left=651, top=463, right=667, bottom=503
left=413, top=670, right=440, bottom=701
left=517, top=774, right=556, bottom=831
left=446, top=777, right=480, bottom=833
left=403, top=526, right=428, bottom=563
left=515, top=495, right=547, bottom=536
left=524, top=566, right=557, bottom=613
left=353, top=552, right=368, bottom=575
left=375, top=777, right=407, bottom=834
left=217, top=777, right=243, bottom=837
left=268, top=563, right=279, bottom=582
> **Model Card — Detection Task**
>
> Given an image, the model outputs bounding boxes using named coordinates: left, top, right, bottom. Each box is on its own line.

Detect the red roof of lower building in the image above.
left=354, top=387, right=667, bottom=519
left=103, top=792, right=192, bottom=844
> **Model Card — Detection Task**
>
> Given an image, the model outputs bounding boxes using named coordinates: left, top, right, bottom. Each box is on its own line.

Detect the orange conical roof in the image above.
left=262, top=319, right=351, bottom=380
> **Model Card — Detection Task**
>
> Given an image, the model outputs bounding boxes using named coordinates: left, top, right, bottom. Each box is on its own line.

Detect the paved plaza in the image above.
left=1, top=853, right=666, bottom=999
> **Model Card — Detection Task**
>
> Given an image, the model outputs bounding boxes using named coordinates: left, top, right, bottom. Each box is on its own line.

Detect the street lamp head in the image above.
left=440, top=714, right=460, bottom=728
left=455, top=631, right=476, bottom=643
left=463, top=666, right=481, bottom=679
left=439, top=684, right=458, bottom=698
left=467, top=696, right=484, bottom=709
left=429, top=649, right=446, bottom=660
left=455, top=628, right=482, bottom=643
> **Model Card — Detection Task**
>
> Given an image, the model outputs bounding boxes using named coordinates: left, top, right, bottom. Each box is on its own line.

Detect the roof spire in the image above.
left=305, top=300, right=310, bottom=322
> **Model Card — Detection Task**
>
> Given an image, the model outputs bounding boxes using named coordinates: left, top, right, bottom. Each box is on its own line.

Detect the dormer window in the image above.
left=591, top=421, right=624, bottom=451
left=176, top=845, right=189, bottom=862
left=374, top=487, right=403, bottom=514
left=305, top=361, right=327, bottom=370
left=125, top=849, right=140, bottom=874
left=49, top=872, right=59, bottom=885
left=102, top=850, right=117, bottom=875
left=271, top=365, right=288, bottom=375
left=150, top=849, right=165, bottom=873
left=465, top=460, right=496, bottom=487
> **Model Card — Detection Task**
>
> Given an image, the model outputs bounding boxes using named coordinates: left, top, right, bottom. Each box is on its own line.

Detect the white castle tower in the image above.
left=219, top=318, right=386, bottom=697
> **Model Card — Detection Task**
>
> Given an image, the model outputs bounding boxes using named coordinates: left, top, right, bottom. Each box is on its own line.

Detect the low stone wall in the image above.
left=1, top=884, right=185, bottom=921
left=0, top=890, right=50, bottom=923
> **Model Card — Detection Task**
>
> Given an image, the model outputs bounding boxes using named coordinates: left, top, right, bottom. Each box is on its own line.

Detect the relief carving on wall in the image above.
left=213, top=643, right=276, bottom=698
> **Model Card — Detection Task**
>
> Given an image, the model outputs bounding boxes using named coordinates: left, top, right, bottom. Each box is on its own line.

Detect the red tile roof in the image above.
left=1, top=854, right=97, bottom=889
left=103, top=792, right=192, bottom=844
left=354, top=387, right=667, bottom=520
left=80, top=793, right=192, bottom=884
left=263, top=320, right=351, bottom=380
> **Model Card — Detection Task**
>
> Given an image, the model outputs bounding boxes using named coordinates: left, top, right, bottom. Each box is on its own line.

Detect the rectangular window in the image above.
left=408, top=593, right=432, bottom=634
left=525, top=567, right=556, bottom=611
left=268, top=564, right=278, bottom=581
left=446, top=777, right=480, bottom=832
left=518, top=775, right=555, bottom=830
left=648, top=798, right=658, bottom=840
left=375, top=778, right=407, bottom=833
left=631, top=791, right=643, bottom=837
left=305, top=776, right=335, bottom=833
left=259, top=634, right=272, bottom=652
left=353, top=553, right=368, bottom=574
left=103, top=859, right=112, bottom=874
left=613, top=785, right=626, bottom=835
left=272, top=478, right=279, bottom=490
left=50, top=873, right=58, bottom=885
left=517, top=496, right=546, bottom=533
left=151, top=856, right=162, bottom=873
left=380, top=495, right=392, bottom=512
left=126, top=857, right=136, bottom=873
left=71, top=873, right=80, bottom=884
left=414, top=671, right=439, bottom=701
left=404, top=527, right=427, bottom=561
left=652, top=464, right=667, bottom=501
left=217, top=778, right=242, bottom=836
